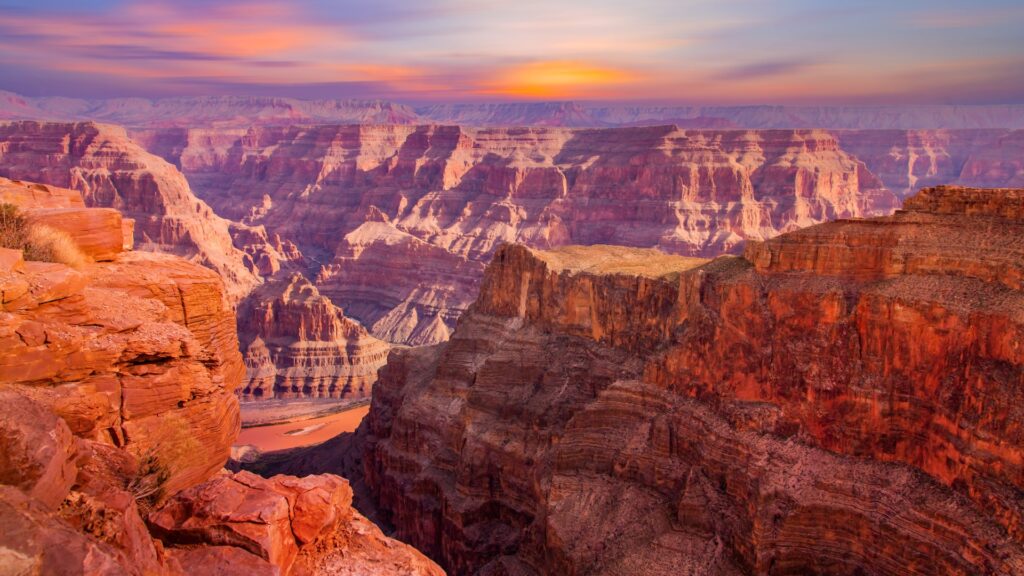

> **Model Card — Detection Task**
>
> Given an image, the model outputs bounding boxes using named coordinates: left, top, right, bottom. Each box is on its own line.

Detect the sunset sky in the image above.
left=1, top=0, right=1022, bottom=104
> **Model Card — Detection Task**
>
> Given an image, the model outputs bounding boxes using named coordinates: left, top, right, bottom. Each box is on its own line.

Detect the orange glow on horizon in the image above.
left=477, top=61, right=637, bottom=99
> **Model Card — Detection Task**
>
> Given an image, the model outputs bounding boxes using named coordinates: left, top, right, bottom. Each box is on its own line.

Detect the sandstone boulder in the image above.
left=0, top=391, right=77, bottom=510
left=149, top=471, right=444, bottom=576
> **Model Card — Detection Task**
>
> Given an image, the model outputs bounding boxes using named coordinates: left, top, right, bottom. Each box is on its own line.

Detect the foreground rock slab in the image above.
left=0, top=181, right=444, bottom=576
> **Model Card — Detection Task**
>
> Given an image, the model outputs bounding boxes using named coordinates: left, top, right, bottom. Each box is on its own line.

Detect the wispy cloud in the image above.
left=910, top=7, right=1024, bottom=29
left=0, top=0, right=1022, bottom=103
left=713, top=59, right=819, bottom=81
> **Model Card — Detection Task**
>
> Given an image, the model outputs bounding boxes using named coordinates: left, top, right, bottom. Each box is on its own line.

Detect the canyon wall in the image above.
left=155, top=124, right=898, bottom=345
left=237, top=273, right=390, bottom=400
left=0, top=121, right=262, bottom=301
left=837, top=129, right=1024, bottom=197
left=0, top=178, right=442, bottom=575
left=349, top=186, right=1024, bottom=575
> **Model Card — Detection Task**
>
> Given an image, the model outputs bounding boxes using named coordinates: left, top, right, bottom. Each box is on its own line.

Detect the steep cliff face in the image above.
left=355, top=187, right=1024, bottom=575
left=0, top=181, right=443, bottom=576
left=838, top=129, right=994, bottom=197
left=238, top=273, right=390, bottom=400
left=958, top=130, right=1024, bottom=189
left=0, top=121, right=261, bottom=300
left=837, top=129, right=1022, bottom=198
left=155, top=124, right=897, bottom=344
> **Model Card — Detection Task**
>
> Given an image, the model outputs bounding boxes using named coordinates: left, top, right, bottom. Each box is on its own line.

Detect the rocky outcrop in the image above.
left=350, top=187, right=1024, bottom=575
left=0, top=121, right=261, bottom=300
left=0, top=182, right=443, bottom=575
left=0, top=176, right=134, bottom=260
left=158, top=124, right=897, bottom=344
left=150, top=470, right=443, bottom=576
left=238, top=273, right=390, bottom=400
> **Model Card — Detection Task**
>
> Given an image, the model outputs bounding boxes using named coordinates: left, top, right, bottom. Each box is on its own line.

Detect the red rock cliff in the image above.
left=237, top=273, right=390, bottom=400
left=153, top=124, right=898, bottom=345
left=353, top=186, right=1024, bottom=575
left=0, top=121, right=261, bottom=301
left=0, top=179, right=443, bottom=576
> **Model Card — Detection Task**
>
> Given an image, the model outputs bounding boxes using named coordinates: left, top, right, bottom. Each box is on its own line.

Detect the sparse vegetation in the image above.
left=0, top=202, right=28, bottom=250
left=126, top=449, right=171, bottom=511
left=0, top=202, right=90, bottom=268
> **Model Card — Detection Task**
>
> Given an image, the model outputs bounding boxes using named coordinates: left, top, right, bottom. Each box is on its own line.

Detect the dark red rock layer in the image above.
left=356, top=187, right=1024, bottom=575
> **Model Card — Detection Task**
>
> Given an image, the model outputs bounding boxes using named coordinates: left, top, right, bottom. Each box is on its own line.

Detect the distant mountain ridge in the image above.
left=3, top=89, right=1024, bottom=129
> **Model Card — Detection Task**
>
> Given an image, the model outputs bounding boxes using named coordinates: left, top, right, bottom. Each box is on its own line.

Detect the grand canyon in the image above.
left=2, top=0, right=1024, bottom=574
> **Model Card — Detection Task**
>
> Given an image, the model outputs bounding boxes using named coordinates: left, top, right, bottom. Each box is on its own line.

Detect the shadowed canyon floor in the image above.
left=262, top=186, right=1024, bottom=575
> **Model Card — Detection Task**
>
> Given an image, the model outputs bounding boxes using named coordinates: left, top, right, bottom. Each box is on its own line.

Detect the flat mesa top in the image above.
left=531, top=245, right=708, bottom=279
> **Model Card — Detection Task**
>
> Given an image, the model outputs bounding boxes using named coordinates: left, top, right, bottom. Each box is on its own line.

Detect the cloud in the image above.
left=910, top=7, right=1024, bottom=29
left=0, top=0, right=1022, bottom=103
left=713, top=59, right=819, bottom=81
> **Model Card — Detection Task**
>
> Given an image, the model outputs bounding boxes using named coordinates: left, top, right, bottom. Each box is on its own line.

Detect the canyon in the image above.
left=3, top=118, right=1022, bottom=406
left=136, top=124, right=900, bottom=345
left=298, top=185, right=1024, bottom=575
left=0, top=177, right=442, bottom=575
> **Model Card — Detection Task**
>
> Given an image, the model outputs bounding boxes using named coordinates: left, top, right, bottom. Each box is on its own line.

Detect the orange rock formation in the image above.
left=238, top=273, right=390, bottom=400
left=347, top=186, right=1024, bottom=575
left=157, top=124, right=900, bottom=345
left=0, top=121, right=261, bottom=301
left=0, top=179, right=442, bottom=575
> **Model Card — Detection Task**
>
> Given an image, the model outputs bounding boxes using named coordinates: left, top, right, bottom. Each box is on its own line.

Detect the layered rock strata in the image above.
left=161, top=124, right=898, bottom=344
left=0, top=183, right=442, bottom=575
left=837, top=129, right=1023, bottom=198
left=238, top=273, right=390, bottom=400
left=0, top=121, right=261, bottom=300
left=353, top=187, right=1024, bottom=575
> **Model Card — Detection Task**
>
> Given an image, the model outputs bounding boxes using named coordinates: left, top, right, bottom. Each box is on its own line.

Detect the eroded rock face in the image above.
left=0, top=121, right=261, bottom=300
left=0, top=184, right=444, bottom=576
left=155, top=124, right=898, bottom=344
left=150, top=471, right=444, bottom=576
left=354, top=187, right=1024, bottom=575
left=237, top=273, right=390, bottom=400
left=837, top=129, right=1023, bottom=198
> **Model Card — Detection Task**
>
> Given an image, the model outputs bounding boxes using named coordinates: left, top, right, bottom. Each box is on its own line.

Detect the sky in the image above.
left=1, top=0, right=1023, bottom=104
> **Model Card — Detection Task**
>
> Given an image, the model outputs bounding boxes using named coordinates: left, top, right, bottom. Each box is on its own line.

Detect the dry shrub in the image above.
left=25, top=224, right=91, bottom=269
left=0, top=202, right=28, bottom=250
left=0, top=202, right=91, bottom=268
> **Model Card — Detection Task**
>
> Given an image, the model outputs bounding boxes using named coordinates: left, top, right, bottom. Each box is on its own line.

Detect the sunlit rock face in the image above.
left=145, top=123, right=898, bottom=345
left=0, top=121, right=262, bottom=302
left=351, top=186, right=1024, bottom=575
left=0, top=179, right=443, bottom=576
left=237, top=273, right=391, bottom=400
